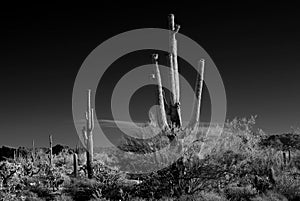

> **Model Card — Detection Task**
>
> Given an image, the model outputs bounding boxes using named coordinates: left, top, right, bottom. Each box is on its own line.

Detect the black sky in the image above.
left=0, top=4, right=300, bottom=147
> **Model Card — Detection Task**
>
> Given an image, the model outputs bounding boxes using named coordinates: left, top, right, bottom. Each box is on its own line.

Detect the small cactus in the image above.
left=73, top=153, right=78, bottom=177
left=49, top=135, right=53, bottom=167
left=31, top=139, right=35, bottom=162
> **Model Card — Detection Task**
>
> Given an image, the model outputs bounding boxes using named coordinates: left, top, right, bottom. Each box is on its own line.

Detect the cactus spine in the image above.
left=189, top=59, right=205, bottom=129
left=168, top=14, right=182, bottom=127
left=49, top=135, right=53, bottom=167
left=153, top=54, right=169, bottom=131
left=82, top=89, right=94, bottom=179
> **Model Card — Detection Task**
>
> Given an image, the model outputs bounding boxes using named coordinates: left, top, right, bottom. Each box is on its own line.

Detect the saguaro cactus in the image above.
left=152, top=54, right=169, bottom=131
left=168, top=14, right=182, bottom=128
left=189, top=59, right=205, bottom=129
left=31, top=139, right=35, bottom=162
left=82, top=89, right=94, bottom=179
left=13, top=150, right=16, bottom=161
left=283, top=151, right=286, bottom=166
left=49, top=135, right=53, bottom=167
left=73, top=153, right=78, bottom=177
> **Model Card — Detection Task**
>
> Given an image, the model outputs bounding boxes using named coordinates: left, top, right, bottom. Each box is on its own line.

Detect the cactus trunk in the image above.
left=169, top=14, right=180, bottom=102
left=31, top=139, right=35, bottom=162
left=153, top=54, right=169, bottom=130
left=283, top=151, right=286, bottom=166
left=169, top=54, right=176, bottom=104
left=86, top=134, right=94, bottom=178
left=168, top=14, right=182, bottom=128
left=13, top=150, right=16, bottom=161
left=189, top=59, right=205, bottom=129
left=73, top=153, right=78, bottom=177
left=49, top=135, right=53, bottom=167
left=82, top=89, right=94, bottom=179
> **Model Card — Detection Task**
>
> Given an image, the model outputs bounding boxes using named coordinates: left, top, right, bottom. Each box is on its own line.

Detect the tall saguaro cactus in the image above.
left=82, top=89, right=94, bottom=179
left=189, top=59, right=205, bottom=129
left=153, top=54, right=170, bottom=131
left=168, top=14, right=182, bottom=128
left=49, top=135, right=53, bottom=167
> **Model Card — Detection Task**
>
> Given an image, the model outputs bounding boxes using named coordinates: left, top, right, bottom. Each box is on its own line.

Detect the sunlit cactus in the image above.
left=168, top=14, right=182, bottom=128
left=82, top=89, right=94, bottom=179
left=189, top=59, right=205, bottom=129
left=31, top=139, right=35, bottom=162
left=152, top=14, right=205, bottom=130
left=152, top=54, right=169, bottom=131
left=13, top=150, right=16, bottom=161
left=49, top=135, right=53, bottom=167
left=168, top=14, right=180, bottom=103
left=73, top=152, right=78, bottom=177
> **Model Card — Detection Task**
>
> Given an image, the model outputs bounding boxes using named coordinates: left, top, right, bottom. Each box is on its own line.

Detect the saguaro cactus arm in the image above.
left=82, top=127, right=88, bottom=146
left=189, top=59, right=205, bottom=129
left=85, top=90, right=95, bottom=132
left=152, top=54, right=170, bottom=131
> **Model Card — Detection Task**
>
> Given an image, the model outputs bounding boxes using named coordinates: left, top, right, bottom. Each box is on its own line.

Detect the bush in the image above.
left=63, top=178, right=102, bottom=201
left=28, top=185, right=55, bottom=200
left=250, top=191, right=288, bottom=201
left=224, top=185, right=257, bottom=201
left=25, top=197, right=45, bottom=201
left=179, top=191, right=228, bottom=201
left=275, top=172, right=300, bottom=201
left=53, top=195, right=74, bottom=201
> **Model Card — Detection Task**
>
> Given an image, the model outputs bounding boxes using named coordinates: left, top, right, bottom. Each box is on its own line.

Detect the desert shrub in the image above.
left=199, top=191, right=228, bottom=201
left=250, top=191, right=288, bottom=201
left=53, top=195, right=74, bottom=201
left=53, top=152, right=73, bottom=168
left=294, top=151, right=300, bottom=170
left=0, top=191, right=21, bottom=201
left=28, top=184, right=54, bottom=200
left=274, top=171, right=300, bottom=201
left=25, top=197, right=45, bottom=201
left=209, top=116, right=264, bottom=158
left=63, top=178, right=102, bottom=201
left=89, top=198, right=110, bottom=201
left=94, top=152, right=119, bottom=169
left=224, top=184, right=257, bottom=201
left=77, top=152, right=86, bottom=166
left=178, top=191, right=228, bottom=201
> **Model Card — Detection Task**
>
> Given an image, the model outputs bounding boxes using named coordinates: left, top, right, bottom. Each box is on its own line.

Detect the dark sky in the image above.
left=1, top=4, right=300, bottom=147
